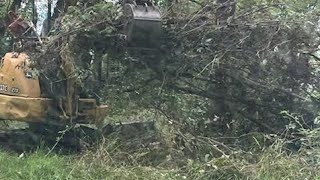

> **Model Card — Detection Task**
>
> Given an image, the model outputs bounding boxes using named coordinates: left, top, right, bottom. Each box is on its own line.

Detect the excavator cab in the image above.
left=123, top=0, right=161, bottom=48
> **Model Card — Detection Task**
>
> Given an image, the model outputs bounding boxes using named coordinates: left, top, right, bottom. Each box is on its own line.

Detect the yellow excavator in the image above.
left=0, top=0, right=161, bottom=129
left=0, top=52, right=109, bottom=125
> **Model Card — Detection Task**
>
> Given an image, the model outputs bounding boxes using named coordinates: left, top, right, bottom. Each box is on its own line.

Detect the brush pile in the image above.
left=1, top=0, right=320, bottom=159
left=26, top=1, right=320, bottom=136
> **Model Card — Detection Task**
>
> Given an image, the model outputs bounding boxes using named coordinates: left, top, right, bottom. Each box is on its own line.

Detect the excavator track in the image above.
left=0, top=129, right=38, bottom=152
left=0, top=121, right=157, bottom=154
left=0, top=126, right=85, bottom=153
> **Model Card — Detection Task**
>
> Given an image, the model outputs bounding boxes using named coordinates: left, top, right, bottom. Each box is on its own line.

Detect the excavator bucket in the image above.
left=123, top=1, right=161, bottom=48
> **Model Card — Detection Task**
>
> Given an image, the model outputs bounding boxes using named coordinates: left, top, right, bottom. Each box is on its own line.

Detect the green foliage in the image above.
left=36, top=0, right=320, bottom=153
left=0, top=0, right=10, bottom=19
left=0, top=1, right=11, bottom=55
left=7, top=1, right=320, bottom=179
left=0, top=35, right=12, bottom=56
left=60, top=1, right=120, bottom=33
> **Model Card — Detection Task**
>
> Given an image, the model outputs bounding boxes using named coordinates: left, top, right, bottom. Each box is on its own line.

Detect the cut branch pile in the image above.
left=23, top=1, right=320, bottom=138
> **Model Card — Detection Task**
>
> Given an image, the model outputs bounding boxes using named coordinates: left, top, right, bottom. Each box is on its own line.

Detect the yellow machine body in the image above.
left=0, top=52, right=108, bottom=125
left=0, top=53, right=40, bottom=97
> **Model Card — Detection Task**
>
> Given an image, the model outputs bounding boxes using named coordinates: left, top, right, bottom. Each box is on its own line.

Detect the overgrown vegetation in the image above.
left=1, top=0, right=320, bottom=179
left=0, top=129, right=320, bottom=180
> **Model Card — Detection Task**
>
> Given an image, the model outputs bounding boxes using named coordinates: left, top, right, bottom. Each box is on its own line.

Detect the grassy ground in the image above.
left=0, top=150, right=175, bottom=180
left=0, top=120, right=319, bottom=180
left=0, top=145, right=319, bottom=180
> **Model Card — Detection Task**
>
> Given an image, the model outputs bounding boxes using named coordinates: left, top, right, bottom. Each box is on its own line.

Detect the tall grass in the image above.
left=0, top=143, right=319, bottom=180
left=0, top=125, right=320, bottom=179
